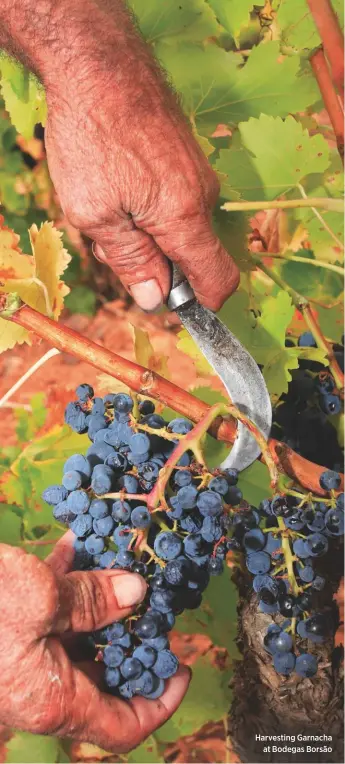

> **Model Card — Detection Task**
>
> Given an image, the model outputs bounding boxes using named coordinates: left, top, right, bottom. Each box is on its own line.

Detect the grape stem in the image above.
left=4, top=303, right=343, bottom=495
left=276, top=517, right=301, bottom=597
left=147, top=402, right=279, bottom=510
left=132, top=421, right=184, bottom=441
left=102, top=492, right=150, bottom=503
left=285, top=488, right=335, bottom=506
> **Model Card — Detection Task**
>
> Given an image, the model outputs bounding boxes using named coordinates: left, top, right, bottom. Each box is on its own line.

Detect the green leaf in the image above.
left=317, top=304, right=344, bottom=344
left=0, top=507, right=22, bottom=545
left=237, top=460, right=271, bottom=506
left=219, top=288, right=328, bottom=399
left=4, top=732, right=61, bottom=763
left=0, top=55, right=47, bottom=139
left=207, top=0, right=258, bottom=45
left=1, top=425, right=89, bottom=539
left=252, top=290, right=327, bottom=398
left=191, top=387, right=230, bottom=467
left=127, top=736, right=163, bottom=763
left=15, top=392, right=47, bottom=443
left=217, top=114, right=330, bottom=201
left=176, top=565, right=239, bottom=649
left=64, top=284, right=97, bottom=316
left=129, top=0, right=219, bottom=44
left=277, top=0, right=344, bottom=52
left=280, top=251, right=343, bottom=301
left=157, top=41, right=319, bottom=135
left=305, top=212, right=344, bottom=258
left=156, top=654, right=232, bottom=741
left=218, top=289, right=257, bottom=349
left=213, top=205, right=253, bottom=272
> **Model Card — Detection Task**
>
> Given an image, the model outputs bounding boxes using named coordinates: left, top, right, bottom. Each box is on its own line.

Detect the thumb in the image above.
left=92, top=225, right=171, bottom=312
left=54, top=569, right=147, bottom=633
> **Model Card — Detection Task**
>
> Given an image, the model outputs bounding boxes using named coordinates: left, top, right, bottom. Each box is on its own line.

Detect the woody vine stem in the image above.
left=0, top=300, right=343, bottom=497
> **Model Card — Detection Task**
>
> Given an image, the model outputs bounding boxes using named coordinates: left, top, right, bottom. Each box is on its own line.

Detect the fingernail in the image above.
left=92, top=242, right=107, bottom=263
left=113, top=573, right=147, bottom=608
left=130, top=279, right=163, bottom=312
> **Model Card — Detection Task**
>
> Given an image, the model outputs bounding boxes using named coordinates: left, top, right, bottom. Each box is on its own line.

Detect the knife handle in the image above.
left=167, top=263, right=195, bottom=311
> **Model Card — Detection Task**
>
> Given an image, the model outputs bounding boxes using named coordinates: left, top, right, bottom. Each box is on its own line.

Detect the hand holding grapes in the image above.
left=0, top=536, right=190, bottom=752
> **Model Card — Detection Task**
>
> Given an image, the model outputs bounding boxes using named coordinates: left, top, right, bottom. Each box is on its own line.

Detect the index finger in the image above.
left=57, top=662, right=191, bottom=752
left=153, top=212, right=240, bottom=312
left=45, top=531, right=76, bottom=576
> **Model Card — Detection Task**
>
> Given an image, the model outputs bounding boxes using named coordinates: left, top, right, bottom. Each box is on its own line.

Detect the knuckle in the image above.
left=67, top=572, right=108, bottom=631
left=104, top=237, right=158, bottom=275
left=63, top=196, right=115, bottom=233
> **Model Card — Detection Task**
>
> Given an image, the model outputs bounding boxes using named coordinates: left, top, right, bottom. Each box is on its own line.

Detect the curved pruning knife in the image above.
left=167, top=264, right=272, bottom=472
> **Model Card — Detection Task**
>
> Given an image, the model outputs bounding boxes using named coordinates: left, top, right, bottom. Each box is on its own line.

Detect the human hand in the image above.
left=41, top=2, right=239, bottom=312
left=0, top=534, right=190, bottom=752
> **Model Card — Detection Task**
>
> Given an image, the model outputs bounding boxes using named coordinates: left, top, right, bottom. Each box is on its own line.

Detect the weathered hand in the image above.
left=41, top=3, right=239, bottom=312
left=0, top=534, right=191, bottom=752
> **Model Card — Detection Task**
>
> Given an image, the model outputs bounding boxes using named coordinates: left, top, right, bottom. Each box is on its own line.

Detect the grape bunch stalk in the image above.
left=42, top=384, right=344, bottom=699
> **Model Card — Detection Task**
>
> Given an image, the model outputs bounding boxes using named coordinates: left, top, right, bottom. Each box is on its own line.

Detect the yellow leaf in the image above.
left=177, top=328, right=212, bottom=374
left=132, top=325, right=170, bottom=378
left=0, top=316, right=30, bottom=351
left=0, top=218, right=72, bottom=353
left=29, top=222, right=71, bottom=319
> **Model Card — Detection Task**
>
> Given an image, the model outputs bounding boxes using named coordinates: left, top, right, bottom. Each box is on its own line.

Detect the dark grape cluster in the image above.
left=238, top=476, right=343, bottom=677
left=42, top=384, right=343, bottom=695
left=271, top=332, right=344, bottom=469
left=43, top=385, right=239, bottom=699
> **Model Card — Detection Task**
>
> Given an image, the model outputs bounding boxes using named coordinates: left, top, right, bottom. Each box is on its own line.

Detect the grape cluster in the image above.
left=43, top=385, right=239, bottom=699
left=43, top=384, right=343, bottom=694
left=271, top=332, right=344, bottom=469
left=237, top=473, right=343, bottom=677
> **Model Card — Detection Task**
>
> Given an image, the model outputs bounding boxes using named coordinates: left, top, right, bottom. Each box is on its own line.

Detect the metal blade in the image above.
left=167, top=264, right=271, bottom=471
left=176, top=300, right=272, bottom=470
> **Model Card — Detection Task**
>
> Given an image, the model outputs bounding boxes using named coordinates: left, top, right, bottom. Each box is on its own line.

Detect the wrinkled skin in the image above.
left=40, top=1, right=240, bottom=312
left=0, top=533, right=190, bottom=752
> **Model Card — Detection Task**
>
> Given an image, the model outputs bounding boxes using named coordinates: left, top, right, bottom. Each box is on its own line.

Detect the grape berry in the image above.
left=43, top=384, right=344, bottom=698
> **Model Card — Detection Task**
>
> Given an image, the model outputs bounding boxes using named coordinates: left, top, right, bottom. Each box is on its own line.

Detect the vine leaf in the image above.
left=277, top=0, right=344, bottom=52
left=0, top=220, right=71, bottom=353
left=132, top=325, right=170, bottom=379
left=155, top=654, right=232, bottom=741
left=129, top=0, right=219, bottom=44
left=0, top=54, right=47, bottom=139
left=207, top=0, right=259, bottom=46
left=29, top=222, right=71, bottom=319
left=217, top=114, right=330, bottom=201
left=3, top=731, right=61, bottom=763
left=0, top=506, right=22, bottom=545
left=280, top=250, right=343, bottom=302
left=251, top=290, right=328, bottom=399
left=156, top=41, right=319, bottom=135
left=128, top=736, right=162, bottom=764
left=177, top=329, right=212, bottom=375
